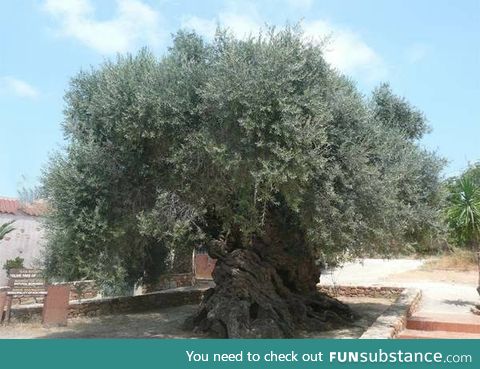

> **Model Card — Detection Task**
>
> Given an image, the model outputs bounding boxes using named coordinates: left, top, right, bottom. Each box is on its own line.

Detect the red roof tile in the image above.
left=22, top=200, right=49, bottom=216
left=0, top=198, right=20, bottom=214
left=0, top=198, right=48, bottom=216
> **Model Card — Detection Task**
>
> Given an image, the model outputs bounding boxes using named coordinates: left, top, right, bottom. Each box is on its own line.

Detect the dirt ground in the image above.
left=0, top=296, right=393, bottom=339
left=0, top=304, right=204, bottom=339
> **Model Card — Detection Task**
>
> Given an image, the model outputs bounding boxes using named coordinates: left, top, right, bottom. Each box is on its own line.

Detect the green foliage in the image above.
left=3, top=256, right=24, bottom=274
left=41, top=26, right=444, bottom=291
left=463, top=162, right=480, bottom=186
left=0, top=220, right=15, bottom=241
left=371, top=83, right=429, bottom=140
left=444, top=170, right=480, bottom=248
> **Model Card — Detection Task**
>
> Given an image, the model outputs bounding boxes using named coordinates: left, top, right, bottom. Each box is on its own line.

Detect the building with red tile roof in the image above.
left=0, top=197, right=47, bottom=285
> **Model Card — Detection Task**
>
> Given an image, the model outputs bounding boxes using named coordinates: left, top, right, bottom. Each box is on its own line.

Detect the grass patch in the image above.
left=422, top=248, right=477, bottom=271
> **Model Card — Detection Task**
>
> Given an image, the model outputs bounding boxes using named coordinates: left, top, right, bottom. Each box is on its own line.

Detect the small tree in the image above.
left=445, top=175, right=480, bottom=295
left=0, top=220, right=15, bottom=241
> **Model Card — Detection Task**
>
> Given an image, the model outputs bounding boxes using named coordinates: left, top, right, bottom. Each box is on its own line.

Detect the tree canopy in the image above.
left=42, top=27, right=444, bottom=297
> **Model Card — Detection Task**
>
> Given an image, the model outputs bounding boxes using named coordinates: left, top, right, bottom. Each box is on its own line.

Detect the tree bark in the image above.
left=185, top=204, right=354, bottom=338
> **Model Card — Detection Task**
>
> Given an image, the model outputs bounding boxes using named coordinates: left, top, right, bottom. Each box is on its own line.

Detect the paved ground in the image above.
left=320, top=258, right=424, bottom=286
left=320, top=258, right=479, bottom=316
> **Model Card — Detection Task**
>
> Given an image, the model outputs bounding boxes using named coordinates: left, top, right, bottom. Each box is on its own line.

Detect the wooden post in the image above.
left=42, top=285, right=70, bottom=327
left=0, top=290, right=7, bottom=323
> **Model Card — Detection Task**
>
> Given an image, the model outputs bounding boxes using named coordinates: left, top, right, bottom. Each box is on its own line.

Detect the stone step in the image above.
left=398, top=329, right=480, bottom=339
left=407, top=313, right=480, bottom=333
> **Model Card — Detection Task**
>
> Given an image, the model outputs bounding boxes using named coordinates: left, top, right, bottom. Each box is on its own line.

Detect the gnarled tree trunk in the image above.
left=185, top=204, right=354, bottom=338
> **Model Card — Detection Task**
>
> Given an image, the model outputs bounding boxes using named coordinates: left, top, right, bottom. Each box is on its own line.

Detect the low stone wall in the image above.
left=318, top=285, right=404, bottom=299
left=9, top=287, right=205, bottom=323
left=2, top=280, right=100, bottom=306
left=317, top=284, right=422, bottom=339
left=144, top=273, right=195, bottom=293
left=66, top=280, right=99, bottom=301
left=7, top=295, right=44, bottom=306
left=8, top=304, right=43, bottom=323
left=360, top=288, right=422, bottom=339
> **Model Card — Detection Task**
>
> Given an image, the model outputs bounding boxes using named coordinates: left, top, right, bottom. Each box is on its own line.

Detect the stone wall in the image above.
left=144, top=273, right=195, bottom=293
left=360, top=288, right=422, bottom=339
left=317, top=284, right=423, bottom=339
left=9, top=287, right=205, bottom=323
left=317, top=285, right=403, bottom=299
left=65, top=280, right=100, bottom=301
left=7, top=280, right=99, bottom=306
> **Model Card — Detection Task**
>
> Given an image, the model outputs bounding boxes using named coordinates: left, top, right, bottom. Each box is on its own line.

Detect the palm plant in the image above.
left=445, top=176, right=480, bottom=296
left=0, top=220, right=15, bottom=241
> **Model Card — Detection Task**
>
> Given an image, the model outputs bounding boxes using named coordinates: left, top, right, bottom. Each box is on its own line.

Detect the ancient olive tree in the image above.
left=42, top=27, right=443, bottom=337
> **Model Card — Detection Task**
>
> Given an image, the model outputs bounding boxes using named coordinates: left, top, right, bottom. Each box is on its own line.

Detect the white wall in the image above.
left=0, top=213, right=44, bottom=285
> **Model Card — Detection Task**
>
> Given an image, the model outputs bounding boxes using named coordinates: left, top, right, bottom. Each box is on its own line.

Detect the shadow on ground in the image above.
left=301, top=297, right=393, bottom=338
left=39, top=305, right=205, bottom=339
left=442, top=299, right=477, bottom=307
left=0, top=297, right=393, bottom=339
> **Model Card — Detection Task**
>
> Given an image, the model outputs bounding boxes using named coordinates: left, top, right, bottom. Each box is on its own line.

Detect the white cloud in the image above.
left=181, top=4, right=262, bottom=40
left=0, top=77, right=39, bottom=99
left=285, top=0, right=313, bottom=10
left=406, top=42, right=429, bottom=64
left=303, top=20, right=388, bottom=82
left=181, top=16, right=218, bottom=39
left=183, top=11, right=387, bottom=83
left=219, top=12, right=262, bottom=38
left=43, top=0, right=162, bottom=54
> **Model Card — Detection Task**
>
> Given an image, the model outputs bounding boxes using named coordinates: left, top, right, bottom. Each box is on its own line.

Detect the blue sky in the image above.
left=0, top=0, right=479, bottom=197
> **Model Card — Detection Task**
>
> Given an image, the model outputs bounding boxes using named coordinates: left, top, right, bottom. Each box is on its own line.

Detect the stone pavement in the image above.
left=320, top=258, right=424, bottom=287
left=320, top=258, right=480, bottom=338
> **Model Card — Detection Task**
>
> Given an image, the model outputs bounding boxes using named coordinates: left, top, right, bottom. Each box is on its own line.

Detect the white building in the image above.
left=0, top=198, right=46, bottom=285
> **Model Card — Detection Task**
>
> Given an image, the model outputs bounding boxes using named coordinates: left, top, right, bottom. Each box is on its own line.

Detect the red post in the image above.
left=0, top=291, right=7, bottom=323
left=42, top=285, right=70, bottom=327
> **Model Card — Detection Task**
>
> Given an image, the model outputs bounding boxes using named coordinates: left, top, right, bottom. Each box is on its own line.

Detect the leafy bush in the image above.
left=3, top=257, right=25, bottom=274
left=444, top=173, right=480, bottom=249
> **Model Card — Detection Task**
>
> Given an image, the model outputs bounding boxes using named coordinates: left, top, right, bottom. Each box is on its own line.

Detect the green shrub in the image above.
left=3, top=257, right=25, bottom=274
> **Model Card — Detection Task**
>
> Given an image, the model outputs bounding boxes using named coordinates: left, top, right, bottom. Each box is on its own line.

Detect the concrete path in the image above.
left=320, top=258, right=479, bottom=316
left=320, top=258, right=424, bottom=286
